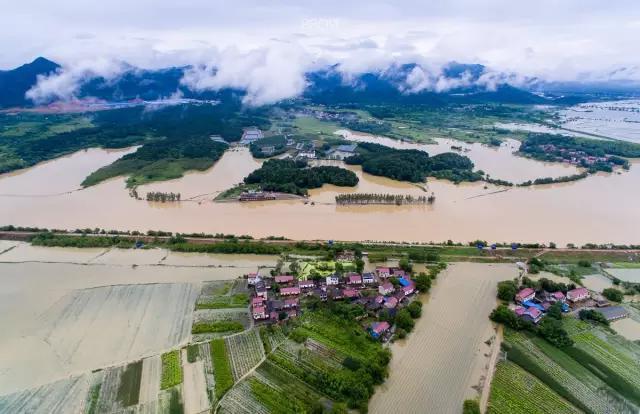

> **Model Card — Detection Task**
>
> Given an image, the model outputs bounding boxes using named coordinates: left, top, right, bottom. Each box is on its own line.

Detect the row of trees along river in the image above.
left=335, top=193, right=435, bottom=205
left=145, top=191, right=182, bottom=202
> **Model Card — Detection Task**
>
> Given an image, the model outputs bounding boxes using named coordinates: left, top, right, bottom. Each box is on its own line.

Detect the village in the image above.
left=508, top=279, right=630, bottom=324
left=247, top=258, right=420, bottom=342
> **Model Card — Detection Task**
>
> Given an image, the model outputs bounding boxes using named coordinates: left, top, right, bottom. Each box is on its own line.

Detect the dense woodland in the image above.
left=345, top=142, right=481, bottom=183
left=243, top=159, right=358, bottom=195
left=0, top=103, right=270, bottom=175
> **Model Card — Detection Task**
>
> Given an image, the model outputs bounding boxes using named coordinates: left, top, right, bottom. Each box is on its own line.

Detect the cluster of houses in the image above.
left=239, top=127, right=264, bottom=145
left=247, top=266, right=419, bottom=341
left=536, top=143, right=615, bottom=167
left=511, top=285, right=629, bottom=324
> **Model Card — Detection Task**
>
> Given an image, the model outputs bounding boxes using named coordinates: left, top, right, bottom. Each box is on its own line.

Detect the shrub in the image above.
left=602, top=288, right=624, bottom=302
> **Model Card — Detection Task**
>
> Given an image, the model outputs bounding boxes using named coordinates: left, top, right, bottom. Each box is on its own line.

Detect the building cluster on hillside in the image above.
left=510, top=285, right=629, bottom=324
left=246, top=266, right=420, bottom=341
left=297, top=108, right=358, bottom=123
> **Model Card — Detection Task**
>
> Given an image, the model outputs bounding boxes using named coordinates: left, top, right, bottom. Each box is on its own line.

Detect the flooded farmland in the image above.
left=369, top=262, right=518, bottom=414
left=0, top=243, right=277, bottom=396
left=1, top=138, right=640, bottom=245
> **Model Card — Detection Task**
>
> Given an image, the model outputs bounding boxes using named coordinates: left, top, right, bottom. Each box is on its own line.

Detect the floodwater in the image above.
left=1, top=141, right=640, bottom=245
left=559, top=100, right=640, bottom=143
left=607, top=268, right=640, bottom=283
left=611, top=318, right=640, bottom=341
left=369, top=262, right=518, bottom=414
left=0, top=244, right=277, bottom=396
left=581, top=273, right=614, bottom=292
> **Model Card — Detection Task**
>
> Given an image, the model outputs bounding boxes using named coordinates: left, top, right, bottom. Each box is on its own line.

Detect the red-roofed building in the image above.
left=522, top=307, right=543, bottom=324
left=374, top=295, right=385, bottom=304
left=379, top=282, right=394, bottom=295
left=280, top=286, right=301, bottom=296
left=252, top=297, right=264, bottom=307
left=275, top=275, right=295, bottom=284
left=369, top=321, right=390, bottom=339
left=343, top=288, right=359, bottom=299
left=253, top=305, right=267, bottom=320
left=402, top=283, right=415, bottom=296
left=551, top=291, right=565, bottom=302
left=284, top=298, right=299, bottom=309
left=299, top=280, right=315, bottom=289
left=567, top=287, right=589, bottom=302
left=376, top=267, right=391, bottom=278
left=514, top=306, right=526, bottom=316
left=384, top=297, right=398, bottom=309
left=515, top=287, right=535, bottom=303
left=347, top=274, right=363, bottom=285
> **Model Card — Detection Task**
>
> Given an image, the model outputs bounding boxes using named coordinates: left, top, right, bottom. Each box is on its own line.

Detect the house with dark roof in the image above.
left=597, top=306, right=629, bottom=321
left=299, top=280, right=315, bottom=289
left=362, top=272, right=375, bottom=284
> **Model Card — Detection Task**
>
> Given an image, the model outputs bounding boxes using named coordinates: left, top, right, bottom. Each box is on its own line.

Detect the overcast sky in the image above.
left=4, top=1, right=640, bottom=104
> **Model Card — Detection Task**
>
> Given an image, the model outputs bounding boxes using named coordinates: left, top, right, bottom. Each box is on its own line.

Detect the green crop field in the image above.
left=160, top=351, right=183, bottom=390
left=211, top=339, right=234, bottom=399
left=488, top=361, right=580, bottom=414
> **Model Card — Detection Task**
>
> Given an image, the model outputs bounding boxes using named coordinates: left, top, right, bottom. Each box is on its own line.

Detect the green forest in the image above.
left=345, top=142, right=482, bottom=183
left=243, top=159, right=358, bottom=195
left=0, top=102, right=270, bottom=175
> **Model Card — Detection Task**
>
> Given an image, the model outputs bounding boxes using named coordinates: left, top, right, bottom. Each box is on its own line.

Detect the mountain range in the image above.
left=0, top=57, right=637, bottom=109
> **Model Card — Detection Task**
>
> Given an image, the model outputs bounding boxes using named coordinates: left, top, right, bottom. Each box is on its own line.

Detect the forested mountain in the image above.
left=0, top=58, right=557, bottom=108
left=0, top=57, right=59, bottom=107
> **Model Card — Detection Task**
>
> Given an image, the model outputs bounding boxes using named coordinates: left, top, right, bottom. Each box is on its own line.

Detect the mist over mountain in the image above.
left=1, top=57, right=637, bottom=110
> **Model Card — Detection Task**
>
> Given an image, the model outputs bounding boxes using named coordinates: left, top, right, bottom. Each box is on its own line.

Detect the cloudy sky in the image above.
left=3, top=0, right=640, bottom=104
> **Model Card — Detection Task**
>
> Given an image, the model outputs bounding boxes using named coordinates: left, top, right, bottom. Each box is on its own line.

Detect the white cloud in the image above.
left=4, top=0, right=639, bottom=105
left=26, top=59, right=127, bottom=103
left=181, top=44, right=317, bottom=106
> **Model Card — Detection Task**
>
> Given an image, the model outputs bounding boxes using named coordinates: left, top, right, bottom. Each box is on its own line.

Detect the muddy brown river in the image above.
left=0, top=136, right=639, bottom=245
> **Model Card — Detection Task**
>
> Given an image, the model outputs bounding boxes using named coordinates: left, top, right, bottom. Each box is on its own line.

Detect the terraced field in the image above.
left=505, top=330, right=637, bottom=413
left=225, top=330, right=265, bottom=381
left=488, top=361, right=580, bottom=414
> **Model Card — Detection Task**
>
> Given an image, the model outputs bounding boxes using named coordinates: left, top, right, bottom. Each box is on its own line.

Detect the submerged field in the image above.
left=369, top=262, right=517, bottom=414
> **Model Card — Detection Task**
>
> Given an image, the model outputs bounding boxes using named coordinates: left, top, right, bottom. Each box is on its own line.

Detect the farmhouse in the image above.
left=275, top=275, right=295, bottom=284
left=326, top=275, right=340, bottom=285
left=299, top=280, right=315, bottom=289
left=252, top=297, right=264, bottom=307
left=247, top=272, right=261, bottom=286
left=515, top=287, right=536, bottom=303
left=284, top=298, right=299, bottom=309
left=327, top=144, right=357, bottom=160
left=347, top=274, right=363, bottom=285
left=567, top=287, right=590, bottom=302
left=343, top=288, right=359, bottom=299
left=597, top=306, right=629, bottom=321
left=401, top=283, right=415, bottom=296
left=252, top=305, right=267, bottom=320
left=384, top=297, right=398, bottom=309
left=515, top=306, right=543, bottom=324
left=376, top=267, right=391, bottom=278
left=280, top=286, right=301, bottom=296
left=256, top=281, right=268, bottom=299
left=362, top=272, right=375, bottom=284
left=369, top=321, right=391, bottom=339
left=379, top=282, right=394, bottom=296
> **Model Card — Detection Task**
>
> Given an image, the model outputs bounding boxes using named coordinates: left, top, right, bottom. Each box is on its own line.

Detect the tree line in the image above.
left=146, top=191, right=181, bottom=202
left=335, top=193, right=435, bottom=205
